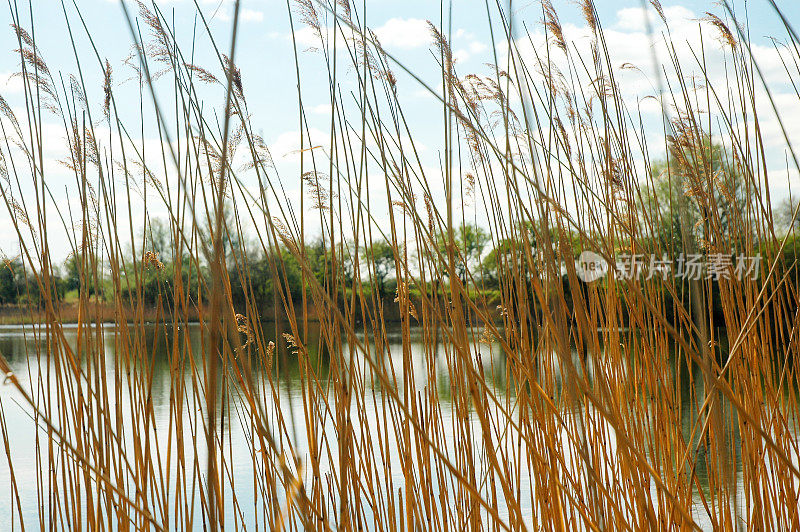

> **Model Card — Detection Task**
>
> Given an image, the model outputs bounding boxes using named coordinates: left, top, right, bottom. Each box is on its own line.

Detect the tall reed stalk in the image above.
left=0, top=0, right=799, bottom=529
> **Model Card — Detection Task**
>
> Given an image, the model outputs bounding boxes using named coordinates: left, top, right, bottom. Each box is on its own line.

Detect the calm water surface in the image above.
left=0, top=323, right=791, bottom=530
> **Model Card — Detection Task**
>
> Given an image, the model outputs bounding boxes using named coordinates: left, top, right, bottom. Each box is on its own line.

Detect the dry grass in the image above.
left=0, top=0, right=799, bottom=530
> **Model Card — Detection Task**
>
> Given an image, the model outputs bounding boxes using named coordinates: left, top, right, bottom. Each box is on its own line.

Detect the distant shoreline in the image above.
left=0, top=299, right=417, bottom=326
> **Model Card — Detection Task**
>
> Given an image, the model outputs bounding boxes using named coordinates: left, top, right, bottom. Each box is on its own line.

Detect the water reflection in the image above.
left=0, top=323, right=793, bottom=530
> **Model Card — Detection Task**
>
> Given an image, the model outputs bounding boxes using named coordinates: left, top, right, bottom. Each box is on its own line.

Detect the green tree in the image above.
left=200, top=206, right=244, bottom=266
left=62, top=254, right=82, bottom=293
left=435, top=223, right=490, bottom=286
left=640, top=133, right=747, bottom=252
left=365, top=240, right=396, bottom=298
left=145, top=217, right=173, bottom=262
left=62, top=253, right=104, bottom=297
left=775, top=196, right=800, bottom=235
left=0, top=259, right=22, bottom=304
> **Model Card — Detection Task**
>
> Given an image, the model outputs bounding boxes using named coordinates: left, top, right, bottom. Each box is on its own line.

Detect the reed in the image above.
left=0, top=0, right=799, bottom=529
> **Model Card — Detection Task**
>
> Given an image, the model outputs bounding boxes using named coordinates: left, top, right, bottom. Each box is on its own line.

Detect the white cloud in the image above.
left=468, top=41, right=487, bottom=54
left=453, top=49, right=470, bottom=64
left=309, top=103, right=332, bottom=115
left=488, top=2, right=800, bottom=213
left=507, top=3, right=797, bottom=122
left=614, top=6, right=657, bottom=31
left=210, top=6, right=262, bottom=23
left=370, top=18, right=489, bottom=62
left=0, top=110, right=189, bottom=259
left=241, top=9, right=264, bottom=23
left=270, top=127, right=330, bottom=162
left=374, top=18, right=430, bottom=49
left=214, top=10, right=232, bottom=22
left=293, top=26, right=323, bottom=48
left=615, top=5, right=693, bottom=31
left=0, top=72, right=23, bottom=95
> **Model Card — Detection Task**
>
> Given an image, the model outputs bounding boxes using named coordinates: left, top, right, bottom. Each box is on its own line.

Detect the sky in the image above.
left=1, top=0, right=799, bottom=263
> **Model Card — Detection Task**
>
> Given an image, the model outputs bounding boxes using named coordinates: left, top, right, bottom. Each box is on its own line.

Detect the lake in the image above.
left=0, top=322, right=794, bottom=530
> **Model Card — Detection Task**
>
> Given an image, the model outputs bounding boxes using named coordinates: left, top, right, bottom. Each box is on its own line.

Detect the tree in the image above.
left=305, top=238, right=355, bottom=290
left=435, top=222, right=490, bottom=286
left=0, top=259, right=22, bottom=304
left=62, top=253, right=102, bottom=297
left=62, top=254, right=82, bottom=293
left=365, top=240, right=395, bottom=298
left=145, top=217, right=173, bottom=262
left=200, top=206, right=244, bottom=266
left=640, top=133, right=748, bottom=252
left=775, top=196, right=800, bottom=235
left=481, top=237, right=517, bottom=288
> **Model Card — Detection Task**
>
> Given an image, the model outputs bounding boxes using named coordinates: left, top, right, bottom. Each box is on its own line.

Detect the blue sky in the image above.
left=1, top=0, right=799, bottom=261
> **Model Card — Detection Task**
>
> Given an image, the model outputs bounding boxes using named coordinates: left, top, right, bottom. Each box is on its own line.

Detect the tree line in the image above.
left=4, top=138, right=800, bottom=320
